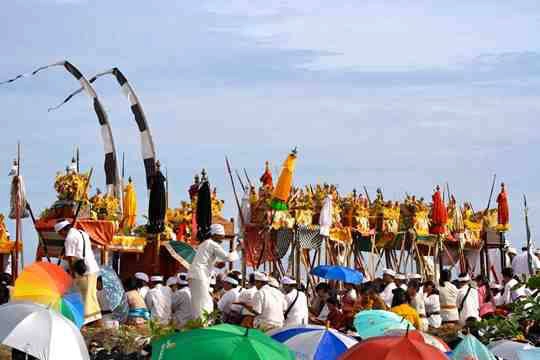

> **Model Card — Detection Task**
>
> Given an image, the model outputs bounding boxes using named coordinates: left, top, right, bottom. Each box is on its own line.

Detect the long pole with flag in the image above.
left=524, top=194, right=533, bottom=276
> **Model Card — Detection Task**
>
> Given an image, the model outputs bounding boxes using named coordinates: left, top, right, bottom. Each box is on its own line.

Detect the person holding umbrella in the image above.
left=188, top=224, right=241, bottom=320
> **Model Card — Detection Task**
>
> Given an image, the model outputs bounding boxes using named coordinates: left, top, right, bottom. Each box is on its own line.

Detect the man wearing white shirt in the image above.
left=171, top=279, right=192, bottom=329
left=145, top=276, right=172, bottom=324
left=135, top=272, right=150, bottom=300
left=489, top=283, right=504, bottom=307
left=456, top=274, right=480, bottom=325
left=501, top=267, right=519, bottom=305
left=237, top=273, right=258, bottom=327
left=395, top=273, right=408, bottom=291
left=282, top=277, right=309, bottom=327
left=55, top=220, right=101, bottom=325
left=380, top=269, right=397, bottom=308
left=512, top=247, right=540, bottom=278
left=239, top=272, right=287, bottom=332
left=188, top=224, right=241, bottom=319
left=218, top=276, right=242, bottom=323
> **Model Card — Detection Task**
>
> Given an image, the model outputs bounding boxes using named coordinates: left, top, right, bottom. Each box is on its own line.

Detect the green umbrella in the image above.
left=152, top=324, right=295, bottom=360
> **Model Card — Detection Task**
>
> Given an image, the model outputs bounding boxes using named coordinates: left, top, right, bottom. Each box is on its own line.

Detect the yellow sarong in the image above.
left=75, top=273, right=102, bottom=325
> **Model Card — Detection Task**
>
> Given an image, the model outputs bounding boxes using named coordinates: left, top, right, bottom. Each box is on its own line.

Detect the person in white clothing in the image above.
left=171, top=279, right=192, bottom=329
left=238, top=272, right=287, bottom=332
left=489, top=283, right=504, bottom=307
left=501, top=267, right=519, bottom=305
left=506, top=247, right=518, bottom=268
left=166, top=277, right=179, bottom=292
left=438, top=269, right=459, bottom=324
left=282, top=277, right=309, bottom=327
left=423, top=281, right=442, bottom=328
left=218, top=276, right=242, bottom=323
left=145, top=276, right=172, bottom=324
left=407, top=279, right=428, bottom=331
left=512, top=247, right=540, bottom=279
left=188, top=224, right=240, bottom=319
left=55, top=220, right=101, bottom=325
left=395, top=273, right=408, bottom=291
left=456, top=274, right=480, bottom=325
left=380, top=269, right=397, bottom=308
left=135, top=272, right=150, bottom=300
left=237, top=273, right=258, bottom=327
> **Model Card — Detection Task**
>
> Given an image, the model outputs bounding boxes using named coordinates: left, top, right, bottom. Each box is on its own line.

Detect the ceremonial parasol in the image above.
left=430, top=185, right=448, bottom=235
left=339, top=331, right=447, bottom=360
left=11, top=262, right=84, bottom=328
left=0, top=302, right=90, bottom=360
left=152, top=324, right=294, bottom=360
left=312, top=265, right=364, bottom=285
left=353, top=310, right=414, bottom=339
left=121, top=179, right=137, bottom=230
left=148, top=161, right=166, bottom=234
left=196, top=179, right=212, bottom=241
left=269, top=324, right=358, bottom=360
left=271, top=149, right=297, bottom=211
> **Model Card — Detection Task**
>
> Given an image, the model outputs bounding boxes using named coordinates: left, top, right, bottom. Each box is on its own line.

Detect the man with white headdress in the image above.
left=217, top=275, right=242, bottom=323
left=145, top=275, right=172, bottom=324
left=512, top=246, right=540, bottom=279
left=171, top=278, right=192, bottom=329
left=54, top=220, right=101, bottom=325
left=134, top=272, right=150, bottom=299
left=506, top=247, right=518, bottom=268
left=282, top=276, right=309, bottom=327
left=395, top=273, right=408, bottom=291
left=380, top=269, right=397, bottom=308
left=188, top=224, right=241, bottom=319
left=456, top=273, right=480, bottom=325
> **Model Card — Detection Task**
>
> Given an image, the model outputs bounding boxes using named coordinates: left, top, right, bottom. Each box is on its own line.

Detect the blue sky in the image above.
left=1, top=0, right=540, bottom=263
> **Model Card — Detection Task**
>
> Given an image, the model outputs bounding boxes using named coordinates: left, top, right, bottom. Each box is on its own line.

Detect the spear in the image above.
left=243, top=168, right=253, bottom=189
left=363, top=185, right=371, bottom=205
left=225, top=157, right=246, bottom=284
left=234, top=169, right=246, bottom=193
left=524, top=194, right=533, bottom=276
left=484, top=174, right=497, bottom=214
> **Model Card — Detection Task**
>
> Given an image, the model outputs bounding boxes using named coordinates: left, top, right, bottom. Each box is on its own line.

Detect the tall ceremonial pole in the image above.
left=524, top=194, right=533, bottom=276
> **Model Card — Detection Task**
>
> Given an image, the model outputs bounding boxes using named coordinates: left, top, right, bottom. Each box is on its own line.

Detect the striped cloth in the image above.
left=50, top=68, right=157, bottom=189
left=275, top=225, right=324, bottom=258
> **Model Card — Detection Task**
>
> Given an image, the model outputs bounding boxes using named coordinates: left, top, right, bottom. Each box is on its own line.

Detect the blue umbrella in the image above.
left=353, top=310, right=414, bottom=339
left=99, top=266, right=125, bottom=311
left=268, top=325, right=358, bottom=360
left=311, top=265, right=364, bottom=284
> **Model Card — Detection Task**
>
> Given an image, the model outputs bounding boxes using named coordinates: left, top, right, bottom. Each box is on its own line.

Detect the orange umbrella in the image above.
left=339, top=332, right=448, bottom=360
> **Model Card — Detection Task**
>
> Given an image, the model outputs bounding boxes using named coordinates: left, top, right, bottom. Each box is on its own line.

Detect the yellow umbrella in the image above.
left=271, top=149, right=297, bottom=210
left=122, top=179, right=137, bottom=230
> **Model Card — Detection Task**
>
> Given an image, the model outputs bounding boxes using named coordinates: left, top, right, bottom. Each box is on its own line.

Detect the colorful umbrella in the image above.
left=353, top=310, right=414, bottom=339
left=99, top=266, right=125, bottom=311
left=451, top=334, right=496, bottom=360
left=269, top=325, right=358, bottom=360
left=312, top=265, right=364, bottom=285
left=11, top=262, right=84, bottom=328
left=385, top=329, right=450, bottom=354
left=271, top=149, right=297, bottom=211
left=340, top=332, right=448, bottom=360
left=152, top=324, right=294, bottom=360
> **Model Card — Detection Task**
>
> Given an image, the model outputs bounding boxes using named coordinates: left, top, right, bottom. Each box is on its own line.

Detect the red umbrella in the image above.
left=339, top=332, right=448, bottom=360
left=430, top=185, right=448, bottom=235
left=497, top=183, right=509, bottom=230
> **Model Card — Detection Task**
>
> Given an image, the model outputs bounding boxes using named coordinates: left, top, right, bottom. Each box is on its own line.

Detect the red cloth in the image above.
left=341, top=332, right=447, bottom=360
left=260, top=170, right=273, bottom=188
left=497, top=187, right=509, bottom=226
left=430, top=189, right=448, bottom=235
left=244, top=224, right=277, bottom=267
left=36, top=218, right=115, bottom=246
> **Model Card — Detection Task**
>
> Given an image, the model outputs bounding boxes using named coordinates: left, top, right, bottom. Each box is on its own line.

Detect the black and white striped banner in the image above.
left=50, top=68, right=157, bottom=189
left=1, top=61, right=121, bottom=196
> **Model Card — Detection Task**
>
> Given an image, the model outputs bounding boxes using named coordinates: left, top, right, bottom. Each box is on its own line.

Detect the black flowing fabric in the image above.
left=147, top=170, right=166, bottom=234
left=196, top=180, right=212, bottom=241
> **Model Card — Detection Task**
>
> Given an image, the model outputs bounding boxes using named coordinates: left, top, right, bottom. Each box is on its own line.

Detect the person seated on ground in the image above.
left=217, top=274, right=242, bottom=324
left=501, top=267, right=519, bottom=306
left=489, top=283, right=504, bottom=307
left=134, top=272, right=150, bottom=300
left=439, top=268, right=459, bottom=325
left=145, top=275, right=172, bottom=325
left=312, top=297, right=345, bottom=331
left=456, top=273, right=480, bottom=326
left=124, top=277, right=149, bottom=326
left=310, top=282, right=331, bottom=320
left=407, top=280, right=427, bottom=331
left=390, top=288, right=421, bottom=329
left=341, top=282, right=358, bottom=328
left=171, top=278, right=192, bottom=329
left=237, top=273, right=258, bottom=328
left=282, top=276, right=309, bottom=327
left=423, top=281, right=441, bottom=329
left=236, top=272, right=287, bottom=332
left=356, top=283, right=387, bottom=311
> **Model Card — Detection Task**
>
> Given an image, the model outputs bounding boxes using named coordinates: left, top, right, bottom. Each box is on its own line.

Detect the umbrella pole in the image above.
left=12, top=141, right=21, bottom=280
left=154, top=233, right=161, bottom=273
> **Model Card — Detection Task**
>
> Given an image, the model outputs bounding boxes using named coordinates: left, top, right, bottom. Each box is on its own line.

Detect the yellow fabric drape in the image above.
left=272, top=153, right=297, bottom=202
left=122, top=182, right=137, bottom=230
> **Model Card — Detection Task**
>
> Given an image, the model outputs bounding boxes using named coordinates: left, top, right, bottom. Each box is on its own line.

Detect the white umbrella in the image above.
left=0, top=302, right=90, bottom=360
left=487, top=340, right=537, bottom=360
